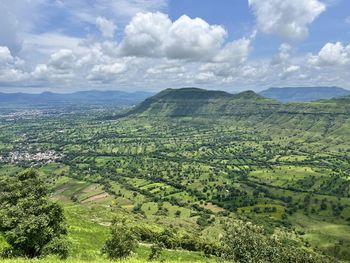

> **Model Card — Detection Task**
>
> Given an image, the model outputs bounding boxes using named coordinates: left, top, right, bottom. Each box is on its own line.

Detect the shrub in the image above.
left=148, top=243, right=163, bottom=261
left=101, top=218, right=138, bottom=260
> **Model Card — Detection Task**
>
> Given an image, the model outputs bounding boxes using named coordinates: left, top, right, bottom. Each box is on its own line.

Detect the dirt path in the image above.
left=81, top=192, right=109, bottom=204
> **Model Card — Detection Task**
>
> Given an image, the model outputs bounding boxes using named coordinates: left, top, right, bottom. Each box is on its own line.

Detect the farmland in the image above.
left=1, top=88, right=350, bottom=261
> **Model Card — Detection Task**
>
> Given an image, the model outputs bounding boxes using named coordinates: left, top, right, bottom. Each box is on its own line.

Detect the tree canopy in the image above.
left=0, top=170, right=69, bottom=259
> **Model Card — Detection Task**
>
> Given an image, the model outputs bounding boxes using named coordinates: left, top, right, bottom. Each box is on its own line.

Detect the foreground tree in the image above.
left=101, top=218, right=138, bottom=260
left=0, top=170, right=69, bottom=259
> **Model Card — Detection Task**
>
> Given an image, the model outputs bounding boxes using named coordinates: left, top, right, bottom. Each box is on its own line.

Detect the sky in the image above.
left=0, top=0, right=350, bottom=93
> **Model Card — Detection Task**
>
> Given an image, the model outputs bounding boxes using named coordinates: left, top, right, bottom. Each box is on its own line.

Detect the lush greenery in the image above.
left=0, top=170, right=69, bottom=259
left=1, top=88, right=350, bottom=262
left=101, top=218, right=138, bottom=259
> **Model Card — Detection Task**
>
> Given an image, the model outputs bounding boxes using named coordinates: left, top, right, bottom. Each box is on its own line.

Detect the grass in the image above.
left=1, top=190, right=217, bottom=263
left=290, top=213, right=350, bottom=260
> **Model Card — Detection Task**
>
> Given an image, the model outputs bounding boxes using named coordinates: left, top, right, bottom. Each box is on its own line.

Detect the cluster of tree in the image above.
left=221, top=220, right=330, bottom=263
left=101, top=217, right=331, bottom=263
left=0, top=170, right=69, bottom=259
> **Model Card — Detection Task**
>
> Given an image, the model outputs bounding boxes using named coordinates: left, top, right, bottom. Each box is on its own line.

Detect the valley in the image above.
left=1, top=88, right=350, bottom=262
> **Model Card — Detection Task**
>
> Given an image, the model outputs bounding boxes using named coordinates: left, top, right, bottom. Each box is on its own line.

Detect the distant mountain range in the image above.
left=259, top=87, right=350, bottom=102
left=1, top=87, right=349, bottom=107
left=0, top=90, right=153, bottom=107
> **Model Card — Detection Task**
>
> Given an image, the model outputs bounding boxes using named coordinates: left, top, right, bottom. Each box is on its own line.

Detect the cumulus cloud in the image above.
left=119, top=12, right=228, bottom=61
left=119, top=12, right=171, bottom=57
left=0, top=46, right=14, bottom=63
left=49, top=49, right=76, bottom=71
left=213, top=38, right=250, bottom=64
left=271, top=44, right=292, bottom=65
left=2, top=1, right=350, bottom=93
left=96, top=17, right=117, bottom=38
left=248, top=0, right=326, bottom=40
left=309, top=42, right=350, bottom=66
left=88, top=63, right=126, bottom=83
left=0, top=46, right=27, bottom=82
left=164, top=15, right=227, bottom=60
left=279, top=65, right=300, bottom=79
left=31, top=49, right=77, bottom=82
left=32, top=64, right=50, bottom=80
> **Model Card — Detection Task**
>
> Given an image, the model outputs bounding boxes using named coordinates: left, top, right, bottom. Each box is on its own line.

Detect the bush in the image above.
left=42, top=237, right=70, bottom=259
left=101, top=218, right=138, bottom=260
left=148, top=243, right=163, bottom=261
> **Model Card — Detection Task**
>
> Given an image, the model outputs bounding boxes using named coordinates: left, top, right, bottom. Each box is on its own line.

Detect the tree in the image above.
left=148, top=243, right=163, bottom=261
left=101, top=218, right=138, bottom=260
left=221, top=220, right=326, bottom=263
left=0, top=170, right=69, bottom=259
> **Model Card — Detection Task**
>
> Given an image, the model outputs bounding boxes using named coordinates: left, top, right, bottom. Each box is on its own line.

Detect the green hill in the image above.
left=129, top=87, right=350, bottom=117
left=129, top=88, right=278, bottom=117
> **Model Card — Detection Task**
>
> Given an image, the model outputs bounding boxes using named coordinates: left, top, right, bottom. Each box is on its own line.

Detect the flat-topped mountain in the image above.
left=260, top=86, right=350, bottom=102
left=129, top=87, right=350, bottom=117
left=129, top=88, right=279, bottom=116
left=150, top=88, right=232, bottom=100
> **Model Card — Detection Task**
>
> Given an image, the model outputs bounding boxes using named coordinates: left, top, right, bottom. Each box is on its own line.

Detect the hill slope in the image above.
left=260, top=86, right=350, bottom=102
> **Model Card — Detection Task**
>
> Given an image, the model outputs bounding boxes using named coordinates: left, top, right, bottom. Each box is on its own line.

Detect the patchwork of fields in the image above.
left=1, top=91, right=350, bottom=261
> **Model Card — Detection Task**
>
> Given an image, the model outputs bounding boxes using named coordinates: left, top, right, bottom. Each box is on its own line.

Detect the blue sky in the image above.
left=0, top=0, right=349, bottom=93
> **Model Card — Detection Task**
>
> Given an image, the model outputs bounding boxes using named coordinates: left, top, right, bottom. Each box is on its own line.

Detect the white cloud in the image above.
left=119, top=12, right=228, bottom=61
left=88, top=62, right=126, bottom=83
left=279, top=65, right=300, bottom=79
left=0, top=46, right=27, bottom=82
left=119, top=12, right=171, bottom=57
left=285, top=65, right=300, bottom=73
left=24, top=33, right=85, bottom=56
left=309, top=42, right=350, bottom=66
left=49, top=49, right=76, bottom=71
left=32, top=64, right=50, bottom=80
left=0, top=46, right=13, bottom=63
left=96, top=17, right=117, bottom=38
left=164, top=15, right=227, bottom=60
left=248, top=0, right=326, bottom=40
left=146, top=63, right=185, bottom=74
left=1, top=2, right=350, bottom=93
left=31, top=49, right=77, bottom=81
left=271, top=43, right=292, bottom=65
left=213, top=38, right=250, bottom=64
